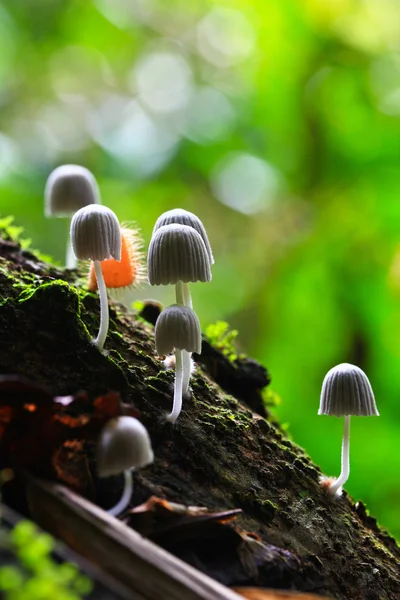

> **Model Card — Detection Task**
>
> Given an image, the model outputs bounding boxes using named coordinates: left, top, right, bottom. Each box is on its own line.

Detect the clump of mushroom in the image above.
left=70, top=204, right=121, bottom=351
left=155, top=304, right=202, bottom=423
left=148, top=216, right=212, bottom=401
left=318, top=362, right=379, bottom=496
left=45, top=165, right=101, bottom=268
left=97, top=416, right=154, bottom=517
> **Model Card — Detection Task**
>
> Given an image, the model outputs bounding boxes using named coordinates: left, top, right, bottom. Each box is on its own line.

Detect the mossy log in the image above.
left=0, top=230, right=398, bottom=600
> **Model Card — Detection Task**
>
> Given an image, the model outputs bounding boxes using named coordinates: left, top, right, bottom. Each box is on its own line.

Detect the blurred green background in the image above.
left=0, top=0, right=399, bottom=538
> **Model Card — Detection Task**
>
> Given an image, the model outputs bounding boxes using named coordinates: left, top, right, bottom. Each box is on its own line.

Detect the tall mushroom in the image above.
left=148, top=223, right=211, bottom=394
left=155, top=304, right=202, bottom=423
left=97, top=416, right=154, bottom=516
left=45, top=165, right=101, bottom=268
left=318, top=362, right=379, bottom=495
left=70, top=205, right=121, bottom=351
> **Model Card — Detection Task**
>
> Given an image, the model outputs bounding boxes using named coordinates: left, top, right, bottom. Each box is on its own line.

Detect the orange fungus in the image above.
left=88, top=227, right=143, bottom=291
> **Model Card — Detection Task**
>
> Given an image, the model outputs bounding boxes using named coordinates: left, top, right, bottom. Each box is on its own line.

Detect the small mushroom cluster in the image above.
left=45, top=165, right=143, bottom=352
left=43, top=165, right=382, bottom=518
left=148, top=209, right=213, bottom=423
left=44, top=168, right=217, bottom=516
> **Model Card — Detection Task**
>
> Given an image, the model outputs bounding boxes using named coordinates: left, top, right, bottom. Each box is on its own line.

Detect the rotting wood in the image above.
left=0, top=229, right=399, bottom=600
left=27, top=476, right=244, bottom=600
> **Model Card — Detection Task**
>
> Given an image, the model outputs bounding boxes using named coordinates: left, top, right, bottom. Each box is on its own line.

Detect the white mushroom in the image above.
left=155, top=304, right=202, bottom=424
left=70, top=204, right=121, bottom=351
left=319, top=363, right=379, bottom=496
left=45, top=165, right=101, bottom=268
left=97, top=416, right=154, bottom=517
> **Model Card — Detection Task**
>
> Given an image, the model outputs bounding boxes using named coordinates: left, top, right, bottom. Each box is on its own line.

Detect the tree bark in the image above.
left=0, top=230, right=398, bottom=600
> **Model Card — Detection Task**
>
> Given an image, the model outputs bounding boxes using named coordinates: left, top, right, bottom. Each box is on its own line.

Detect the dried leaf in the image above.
left=127, top=495, right=242, bottom=540
left=0, top=375, right=136, bottom=490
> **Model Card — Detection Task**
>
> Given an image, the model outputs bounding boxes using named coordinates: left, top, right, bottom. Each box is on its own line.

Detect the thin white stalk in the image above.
left=182, top=282, right=192, bottom=308
left=107, top=470, right=133, bottom=517
left=167, top=349, right=183, bottom=424
left=182, top=350, right=192, bottom=396
left=175, top=280, right=184, bottom=305
left=175, top=281, right=192, bottom=308
left=66, top=238, right=77, bottom=269
left=329, top=415, right=351, bottom=495
left=93, top=260, right=109, bottom=351
left=175, top=281, right=193, bottom=395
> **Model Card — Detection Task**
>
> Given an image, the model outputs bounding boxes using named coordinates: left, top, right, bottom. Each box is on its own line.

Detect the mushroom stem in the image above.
left=175, top=280, right=184, bottom=305
left=167, top=349, right=183, bottom=423
left=175, top=280, right=193, bottom=395
left=66, top=224, right=77, bottom=269
left=107, top=470, right=133, bottom=517
left=330, top=415, right=351, bottom=495
left=182, top=350, right=192, bottom=395
left=182, top=282, right=192, bottom=308
left=93, top=260, right=109, bottom=351
left=175, top=280, right=192, bottom=308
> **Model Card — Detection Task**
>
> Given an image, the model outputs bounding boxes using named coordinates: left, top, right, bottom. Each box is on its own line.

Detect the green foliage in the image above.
left=0, top=217, right=31, bottom=249
left=0, top=520, right=93, bottom=600
left=262, top=387, right=281, bottom=408
left=205, top=321, right=240, bottom=362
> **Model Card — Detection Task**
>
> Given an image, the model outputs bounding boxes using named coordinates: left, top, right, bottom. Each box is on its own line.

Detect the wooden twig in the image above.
left=27, top=477, right=244, bottom=600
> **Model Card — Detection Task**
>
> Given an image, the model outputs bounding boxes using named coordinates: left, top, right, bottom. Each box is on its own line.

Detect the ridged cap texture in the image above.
left=97, top=416, right=154, bottom=477
left=45, top=165, right=100, bottom=217
left=70, top=205, right=121, bottom=261
left=148, top=224, right=211, bottom=285
left=153, top=208, right=214, bottom=264
left=319, top=363, right=379, bottom=417
left=155, top=304, right=202, bottom=355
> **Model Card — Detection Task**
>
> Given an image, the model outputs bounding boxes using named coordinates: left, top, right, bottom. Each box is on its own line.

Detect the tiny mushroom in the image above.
left=45, top=165, right=101, bottom=269
left=148, top=223, right=211, bottom=307
left=70, top=204, right=121, bottom=351
left=152, top=208, right=214, bottom=266
left=155, top=304, right=202, bottom=424
left=318, top=362, right=379, bottom=496
left=148, top=222, right=211, bottom=396
left=97, top=416, right=154, bottom=517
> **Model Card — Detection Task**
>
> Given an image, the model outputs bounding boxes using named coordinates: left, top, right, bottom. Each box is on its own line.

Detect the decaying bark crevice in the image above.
left=0, top=230, right=398, bottom=600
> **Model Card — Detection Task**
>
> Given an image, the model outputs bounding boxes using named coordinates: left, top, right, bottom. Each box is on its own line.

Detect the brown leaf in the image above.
left=127, top=495, right=242, bottom=540
left=0, top=375, right=136, bottom=488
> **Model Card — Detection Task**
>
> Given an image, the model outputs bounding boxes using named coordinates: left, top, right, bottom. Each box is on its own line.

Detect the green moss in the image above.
left=205, top=320, right=242, bottom=362
left=18, top=279, right=75, bottom=303
left=0, top=216, right=30, bottom=248
left=262, top=387, right=281, bottom=408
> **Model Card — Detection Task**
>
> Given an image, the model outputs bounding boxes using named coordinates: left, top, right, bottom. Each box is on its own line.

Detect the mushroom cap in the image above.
left=45, top=165, right=100, bottom=217
left=148, top=224, right=211, bottom=285
left=155, top=304, right=202, bottom=355
left=70, top=204, right=121, bottom=262
left=97, top=416, right=154, bottom=477
left=319, top=363, right=379, bottom=417
left=152, top=208, right=214, bottom=264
